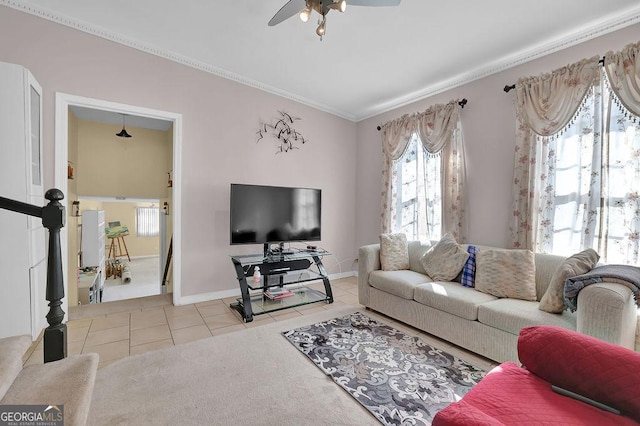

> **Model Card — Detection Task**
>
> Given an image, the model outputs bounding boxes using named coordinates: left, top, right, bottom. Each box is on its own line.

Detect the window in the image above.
left=136, top=207, right=159, bottom=237
left=536, top=77, right=640, bottom=265
left=395, top=133, right=442, bottom=242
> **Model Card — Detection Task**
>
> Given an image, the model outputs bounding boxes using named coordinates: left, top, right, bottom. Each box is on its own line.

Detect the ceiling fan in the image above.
left=268, top=0, right=401, bottom=40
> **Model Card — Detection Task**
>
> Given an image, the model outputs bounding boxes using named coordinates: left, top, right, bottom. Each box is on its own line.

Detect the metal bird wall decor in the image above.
left=257, top=111, right=307, bottom=154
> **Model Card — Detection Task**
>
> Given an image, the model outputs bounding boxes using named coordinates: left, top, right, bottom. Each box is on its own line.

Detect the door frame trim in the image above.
left=54, top=93, right=183, bottom=310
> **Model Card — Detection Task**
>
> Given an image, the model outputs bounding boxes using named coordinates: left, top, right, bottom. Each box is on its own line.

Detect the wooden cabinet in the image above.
left=80, top=210, right=105, bottom=303
left=0, top=61, right=45, bottom=339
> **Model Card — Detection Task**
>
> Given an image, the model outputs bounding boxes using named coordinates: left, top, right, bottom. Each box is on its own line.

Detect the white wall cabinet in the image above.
left=81, top=209, right=105, bottom=302
left=0, top=61, right=46, bottom=340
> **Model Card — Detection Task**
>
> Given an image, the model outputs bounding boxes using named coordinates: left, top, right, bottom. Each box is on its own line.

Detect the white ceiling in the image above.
left=8, top=0, right=640, bottom=121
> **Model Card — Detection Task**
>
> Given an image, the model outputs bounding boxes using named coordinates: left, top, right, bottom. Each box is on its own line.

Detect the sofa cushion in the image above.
left=432, top=361, right=639, bottom=426
left=475, top=249, right=537, bottom=301
left=477, top=298, right=576, bottom=336
left=533, top=252, right=567, bottom=301
left=539, top=249, right=599, bottom=313
left=379, top=233, right=410, bottom=271
left=419, top=233, right=469, bottom=281
left=407, top=240, right=430, bottom=274
left=518, top=326, right=640, bottom=423
left=369, top=270, right=432, bottom=300
left=413, top=282, right=498, bottom=321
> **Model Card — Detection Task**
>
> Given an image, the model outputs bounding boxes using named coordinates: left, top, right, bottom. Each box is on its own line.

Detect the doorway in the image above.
left=54, top=94, right=182, bottom=314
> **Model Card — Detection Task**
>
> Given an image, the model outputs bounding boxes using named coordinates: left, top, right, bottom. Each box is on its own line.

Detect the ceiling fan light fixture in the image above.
left=299, top=7, right=311, bottom=22
left=316, top=16, right=326, bottom=37
left=327, top=0, right=347, bottom=13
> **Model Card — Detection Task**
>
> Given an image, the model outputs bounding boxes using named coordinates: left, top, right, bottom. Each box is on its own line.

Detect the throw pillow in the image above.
left=460, top=245, right=479, bottom=287
left=379, top=233, right=410, bottom=271
left=475, top=249, right=537, bottom=301
left=538, top=248, right=600, bottom=314
left=518, top=325, right=640, bottom=423
left=419, top=233, right=469, bottom=281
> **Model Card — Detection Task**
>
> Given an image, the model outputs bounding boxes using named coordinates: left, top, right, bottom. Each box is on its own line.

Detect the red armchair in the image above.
left=433, top=325, right=640, bottom=425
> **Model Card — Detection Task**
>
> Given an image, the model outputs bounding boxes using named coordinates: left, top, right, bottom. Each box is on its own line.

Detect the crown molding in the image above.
left=3, top=1, right=639, bottom=123
left=0, top=0, right=356, bottom=121
left=355, top=4, right=640, bottom=121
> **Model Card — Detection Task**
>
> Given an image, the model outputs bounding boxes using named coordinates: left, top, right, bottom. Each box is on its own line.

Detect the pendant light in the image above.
left=116, top=114, right=132, bottom=138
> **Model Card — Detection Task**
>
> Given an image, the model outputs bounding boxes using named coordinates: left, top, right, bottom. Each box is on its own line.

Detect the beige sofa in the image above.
left=358, top=241, right=638, bottom=363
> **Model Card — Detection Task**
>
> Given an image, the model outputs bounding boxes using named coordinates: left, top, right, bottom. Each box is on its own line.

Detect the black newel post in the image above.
left=42, top=188, right=67, bottom=363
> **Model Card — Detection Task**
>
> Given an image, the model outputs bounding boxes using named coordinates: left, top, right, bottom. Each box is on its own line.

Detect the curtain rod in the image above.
left=376, top=98, right=468, bottom=131
left=504, top=57, right=606, bottom=93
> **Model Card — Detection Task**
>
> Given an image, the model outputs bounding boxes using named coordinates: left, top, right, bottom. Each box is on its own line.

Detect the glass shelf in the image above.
left=245, top=269, right=324, bottom=291
left=230, top=249, right=329, bottom=265
left=233, top=286, right=329, bottom=316
left=230, top=249, right=333, bottom=322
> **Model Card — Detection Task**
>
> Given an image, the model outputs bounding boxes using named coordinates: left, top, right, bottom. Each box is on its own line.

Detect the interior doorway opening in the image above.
left=54, top=94, right=182, bottom=316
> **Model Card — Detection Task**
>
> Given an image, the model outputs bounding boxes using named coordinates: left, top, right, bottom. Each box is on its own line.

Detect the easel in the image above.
left=108, top=234, right=130, bottom=261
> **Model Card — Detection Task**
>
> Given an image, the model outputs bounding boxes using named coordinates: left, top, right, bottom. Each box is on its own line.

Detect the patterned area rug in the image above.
left=282, top=312, right=485, bottom=425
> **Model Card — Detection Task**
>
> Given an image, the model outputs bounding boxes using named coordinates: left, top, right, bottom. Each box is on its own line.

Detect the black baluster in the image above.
left=42, top=188, right=67, bottom=363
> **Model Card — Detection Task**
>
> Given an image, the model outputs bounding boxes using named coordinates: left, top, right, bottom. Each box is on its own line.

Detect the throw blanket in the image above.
left=564, top=265, right=640, bottom=312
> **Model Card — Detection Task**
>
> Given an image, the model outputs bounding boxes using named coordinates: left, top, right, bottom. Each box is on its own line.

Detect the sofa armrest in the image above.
left=576, top=282, right=637, bottom=350
left=358, top=244, right=381, bottom=307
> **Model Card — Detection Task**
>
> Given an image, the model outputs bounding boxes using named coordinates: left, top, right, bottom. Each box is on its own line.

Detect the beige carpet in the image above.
left=88, top=306, right=380, bottom=425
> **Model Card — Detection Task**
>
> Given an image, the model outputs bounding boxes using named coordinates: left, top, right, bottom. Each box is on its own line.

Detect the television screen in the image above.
left=230, top=184, right=321, bottom=245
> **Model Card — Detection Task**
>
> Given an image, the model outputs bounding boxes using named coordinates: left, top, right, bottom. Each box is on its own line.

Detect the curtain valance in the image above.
left=515, top=56, right=600, bottom=137
left=381, top=100, right=465, bottom=241
left=509, top=40, right=640, bottom=250
left=416, top=101, right=460, bottom=154
left=604, top=40, right=640, bottom=117
left=381, top=100, right=461, bottom=158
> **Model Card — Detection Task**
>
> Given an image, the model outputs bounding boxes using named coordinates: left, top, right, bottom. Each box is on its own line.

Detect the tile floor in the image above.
left=24, top=276, right=498, bottom=372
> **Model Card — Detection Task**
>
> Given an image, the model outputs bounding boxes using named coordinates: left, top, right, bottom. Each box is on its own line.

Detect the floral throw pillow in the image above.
left=475, top=249, right=537, bottom=301
left=379, top=233, right=410, bottom=271
left=419, top=233, right=469, bottom=281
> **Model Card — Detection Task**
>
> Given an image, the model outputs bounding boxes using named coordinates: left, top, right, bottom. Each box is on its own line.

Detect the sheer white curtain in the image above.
left=534, top=78, right=640, bottom=264
left=508, top=57, right=600, bottom=249
left=381, top=100, right=466, bottom=241
left=509, top=40, right=640, bottom=264
left=416, top=102, right=466, bottom=241
left=381, top=115, right=414, bottom=233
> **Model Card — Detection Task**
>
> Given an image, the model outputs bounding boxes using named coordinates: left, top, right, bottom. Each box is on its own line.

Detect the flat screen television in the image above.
left=230, top=183, right=321, bottom=246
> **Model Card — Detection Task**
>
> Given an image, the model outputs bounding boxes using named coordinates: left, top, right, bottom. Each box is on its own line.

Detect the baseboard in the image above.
left=177, top=271, right=357, bottom=306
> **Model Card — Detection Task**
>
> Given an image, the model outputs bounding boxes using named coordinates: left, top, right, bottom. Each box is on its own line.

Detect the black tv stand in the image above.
left=229, top=249, right=333, bottom=322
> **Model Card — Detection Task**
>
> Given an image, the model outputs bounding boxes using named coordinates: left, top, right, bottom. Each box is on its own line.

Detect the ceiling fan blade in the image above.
left=347, top=0, right=401, bottom=6
left=268, top=0, right=307, bottom=26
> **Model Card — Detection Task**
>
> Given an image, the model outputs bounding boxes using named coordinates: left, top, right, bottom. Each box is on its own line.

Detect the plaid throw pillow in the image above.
left=461, top=245, right=479, bottom=287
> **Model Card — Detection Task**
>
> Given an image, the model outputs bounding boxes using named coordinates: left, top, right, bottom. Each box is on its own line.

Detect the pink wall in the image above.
left=3, top=5, right=638, bottom=301
left=0, top=6, right=357, bottom=299
left=356, top=23, right=640, bottom=249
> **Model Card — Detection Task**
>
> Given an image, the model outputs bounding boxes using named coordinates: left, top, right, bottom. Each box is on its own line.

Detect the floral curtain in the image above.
left=532, top=82, right=640, bottom=264
left=508, top=57, right=600, bottom=248
left=381, top=101, right=466, bottom=241
left=381, top=115, right=414, bottom=233
left=416, top=102, right=466, bottom=241
left=604, top=41, right=640, bottom=117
